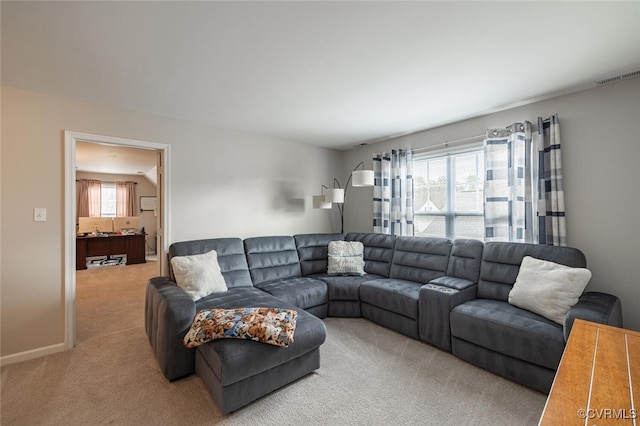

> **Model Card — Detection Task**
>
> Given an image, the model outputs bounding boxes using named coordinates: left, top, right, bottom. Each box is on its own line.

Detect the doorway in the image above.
left=64, top=131, right=170, bottom=350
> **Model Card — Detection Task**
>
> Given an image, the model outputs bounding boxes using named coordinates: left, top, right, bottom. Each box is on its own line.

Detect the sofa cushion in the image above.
left=509, top=256, right=592, bottom=324
left=327, top=241, right=365, bottom=276
left=345, top=232, right=396, bottom=277
left=447, top=239, right=484, bottom=282
left=195, top=291, right=327, bottom=387
left=244, top=236, right=302, bottom=285
left=477, top=242, right=587, bottom=302
left=320, top=274, right=384, bottom=301
left=170, top=250, right=227, bottom=300
left=294, top=233, right=344, bottom=276
left=389, top=236, right=451, bottom=283
left=169, top=238, right=253, bottom=288
left=255, top=277, right=328, bottom=311
left=183, top=307, right=298, bottom=348
left=196, top=286, right=282, bottom=310
left=450, top=299, right=565, bottom=370
left=360, top=279, right=422, bottom=320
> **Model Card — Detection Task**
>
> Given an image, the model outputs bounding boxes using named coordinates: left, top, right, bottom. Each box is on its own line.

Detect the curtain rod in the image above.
left=503, top=117, right=553, bottom=134
left=76, top=179, right=137, bottom=184
left=412, top=134, right=484, bottom=153
left=413, top=116, right=553, bottom=154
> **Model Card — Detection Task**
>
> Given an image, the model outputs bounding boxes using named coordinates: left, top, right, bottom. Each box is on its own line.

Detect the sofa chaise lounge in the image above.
left=145, top=232, right=622, bottom=414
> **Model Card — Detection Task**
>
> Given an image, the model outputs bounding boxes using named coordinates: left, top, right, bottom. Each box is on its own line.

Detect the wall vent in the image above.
left=596, top=70, right=640, bottom=86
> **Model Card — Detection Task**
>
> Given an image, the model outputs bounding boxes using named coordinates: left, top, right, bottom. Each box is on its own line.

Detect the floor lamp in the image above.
left=313, top=162, right=374, bottom=233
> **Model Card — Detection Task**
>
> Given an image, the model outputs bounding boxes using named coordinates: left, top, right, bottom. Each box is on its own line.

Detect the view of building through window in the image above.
left=413, top=148, right=485, bottom=240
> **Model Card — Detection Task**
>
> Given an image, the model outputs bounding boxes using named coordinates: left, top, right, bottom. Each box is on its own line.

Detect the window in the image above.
left=101, top=182, right=116, bottom=217
left=413, top=147, right=484, bottom=240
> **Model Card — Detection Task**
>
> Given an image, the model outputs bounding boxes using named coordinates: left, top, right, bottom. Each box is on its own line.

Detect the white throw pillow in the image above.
left=508, top=256, right=591, bottom=324
left=327, top=241, right=365, bottom=276
left=170, top=250, right=228, bottom=301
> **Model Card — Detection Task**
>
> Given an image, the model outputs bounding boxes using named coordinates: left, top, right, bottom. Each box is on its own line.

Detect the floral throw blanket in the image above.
left=183, top=307, right=298, bottom=348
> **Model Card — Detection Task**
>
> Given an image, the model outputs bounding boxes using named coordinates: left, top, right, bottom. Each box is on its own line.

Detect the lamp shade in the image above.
left=312, top=195, right=332, bottom=209
left=352, top=170, right=374, bottom=187
left=324, top=188, right=345, bottom=203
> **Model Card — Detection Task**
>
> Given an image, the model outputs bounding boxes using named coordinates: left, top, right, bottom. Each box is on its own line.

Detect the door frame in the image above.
left=64, top=131, right=170, bottom=349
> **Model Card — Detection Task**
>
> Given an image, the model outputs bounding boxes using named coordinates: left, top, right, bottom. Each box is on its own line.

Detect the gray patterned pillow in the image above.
left=328, top=241, right=365, bottom=276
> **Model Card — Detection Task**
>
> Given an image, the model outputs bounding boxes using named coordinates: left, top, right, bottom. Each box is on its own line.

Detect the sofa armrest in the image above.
left=428, top=276, right=476, bottom=291
left=563, top=291, right=623, bottom=341
left=145, top=276, right=197, bottom=381
left=418, top=277, right=477, bottom=351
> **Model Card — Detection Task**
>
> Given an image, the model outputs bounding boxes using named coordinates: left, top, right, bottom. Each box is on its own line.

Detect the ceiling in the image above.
left=2, top=1, right=640, bottom=152
left=75, top=141, right=157, bottom=177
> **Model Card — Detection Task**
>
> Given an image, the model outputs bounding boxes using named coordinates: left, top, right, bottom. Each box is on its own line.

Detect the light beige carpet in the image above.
left=1, top=262, right=546, bottom=425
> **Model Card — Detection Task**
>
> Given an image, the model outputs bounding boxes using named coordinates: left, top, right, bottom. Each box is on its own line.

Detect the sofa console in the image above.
left=145, top=233, right=622, bottom=414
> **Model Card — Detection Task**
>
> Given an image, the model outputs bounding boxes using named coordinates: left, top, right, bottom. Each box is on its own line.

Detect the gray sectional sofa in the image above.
left=145, top=232, right=623, bottom=414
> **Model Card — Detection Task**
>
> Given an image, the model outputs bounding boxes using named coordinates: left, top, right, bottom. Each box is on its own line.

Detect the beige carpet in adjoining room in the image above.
left=1, top=261, right=546, bottom=425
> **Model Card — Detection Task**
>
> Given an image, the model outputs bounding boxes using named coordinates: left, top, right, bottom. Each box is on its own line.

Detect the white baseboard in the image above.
left=0, top=343, right=66, bottom=367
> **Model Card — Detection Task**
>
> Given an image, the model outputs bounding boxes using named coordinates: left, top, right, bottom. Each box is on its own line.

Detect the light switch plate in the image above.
left=34, top=208, right=47, bottom=222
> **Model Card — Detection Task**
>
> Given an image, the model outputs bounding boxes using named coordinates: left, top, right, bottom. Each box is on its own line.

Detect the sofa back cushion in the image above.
left=390, top=236, right=452, bottom=283
left=244, top=236, right=302, bottom=285
left=345, top=232, right=396, bottom=277
left=447, top=239, right=484, bottom=283
left=477, top=241, right=587, bottom=301
left=294, top=233, right=345, bottom=276
left=168, top=238, right=253, bottom=288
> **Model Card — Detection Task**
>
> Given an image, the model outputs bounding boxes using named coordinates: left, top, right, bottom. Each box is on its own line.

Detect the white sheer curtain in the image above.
left=116, top=181, right=136, bottom=217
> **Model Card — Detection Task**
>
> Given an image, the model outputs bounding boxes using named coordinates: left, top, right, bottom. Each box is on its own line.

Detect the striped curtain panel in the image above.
left=484, top=115, right=567, bottom=246
left=373, top=152, right=391, bottom=233
left=484, top=122, right=534, bottom=243
left=373, top=149, right=414, bottom=236
left=535, top=114, right=567, bottom=246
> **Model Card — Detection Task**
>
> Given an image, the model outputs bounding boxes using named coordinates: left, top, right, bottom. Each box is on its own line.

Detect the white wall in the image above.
left=169, top=124, right=343, bottom=241
left=0, top=86, right=342, bottom=358
left=342, top=77, right=640, bottom=332
left=3, top=77, right=637, bottom=361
